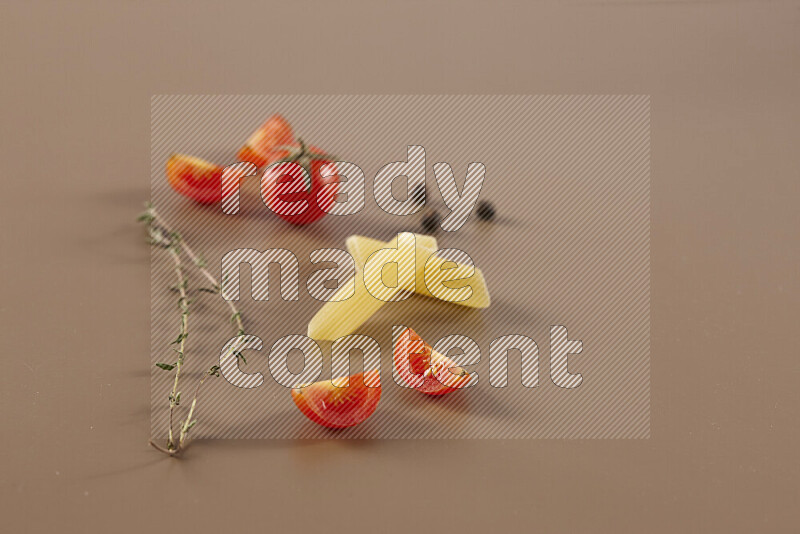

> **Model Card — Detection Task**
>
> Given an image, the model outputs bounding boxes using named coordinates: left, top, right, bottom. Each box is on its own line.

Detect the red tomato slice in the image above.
left=237, top=114, right=294, bottom=168
left=291, top=370, right=381, bottom=428
left=166, top=154, right=225, bottom=204
left=393, top=328, right=472, bottom=396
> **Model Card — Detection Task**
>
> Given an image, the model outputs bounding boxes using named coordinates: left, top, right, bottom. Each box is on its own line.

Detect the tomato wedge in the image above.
left=166, top=154, right=225, bottom=204
left=393, top=328, right=472, bottom=395
left=237, top=114, right=294, bottom=168
left=291, top=370, right=381, bottom=428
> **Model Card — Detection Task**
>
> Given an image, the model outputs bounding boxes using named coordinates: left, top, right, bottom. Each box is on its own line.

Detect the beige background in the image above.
left=1, top=1, right=798, bottom=532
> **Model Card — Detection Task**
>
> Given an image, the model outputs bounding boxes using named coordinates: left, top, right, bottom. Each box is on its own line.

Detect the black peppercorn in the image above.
left=421, top=210, right=441, bottom=233
left=476, top=200, right=495, bottom=221
left=411, top=183, right=426, bottom=205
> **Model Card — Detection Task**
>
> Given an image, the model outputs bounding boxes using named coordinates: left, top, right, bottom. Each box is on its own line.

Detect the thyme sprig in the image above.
left=139, top=203, right=245, bottom=457
left=165, top=236, right=188, bottom=452
left=141, top=205, right=245, bottom=335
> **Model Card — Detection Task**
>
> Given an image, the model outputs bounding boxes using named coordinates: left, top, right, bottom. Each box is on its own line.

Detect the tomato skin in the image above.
left=260, top=150, right=339, bottom=225
left=291, top=370, right=381, bottom=429
left=237, top=114, right=294, bottom=168
left=238, top=116, right=337, bottom=224
left=291, top=389, right=331, bottom=427
left=394, top=328, right=472, bottom=396
left=166, top=154, right=225, bottom=204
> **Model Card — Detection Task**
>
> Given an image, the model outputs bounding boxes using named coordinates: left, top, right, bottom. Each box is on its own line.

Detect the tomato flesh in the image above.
left=166, top=154, right=225, bottom=204
left=291, top=370, right=381, bottom=428
left=393, top=328, right=472, bottom=395
left=237, top=114, right=294, bottom=168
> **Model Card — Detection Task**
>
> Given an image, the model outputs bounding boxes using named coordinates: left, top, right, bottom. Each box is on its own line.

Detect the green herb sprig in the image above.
left=139, top=203, right=247, bottom=457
